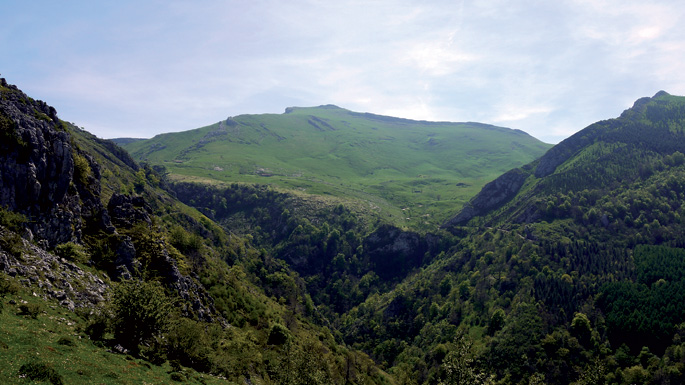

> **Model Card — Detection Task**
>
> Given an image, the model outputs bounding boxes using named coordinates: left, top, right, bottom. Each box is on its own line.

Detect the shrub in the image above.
left=0, top=206, right=27, bottom=232
left=110, top=280, right=174, bottom=353
left=267, top=323, right=291, bottom=345
left=134, top=170, right=146, bottom=193
left=170, top=371, right=185, bottom=382
left=73, top=153, right=91, bottom=185
left=0, top=231, right=24, bottom=258
left=54, top=242, right=89, bottom=263
left=0, top=272, right=19, bottom=297
left=139, top=335, right=167, bottom=365
left=18, top=361, right=64, bottom=385
left=80, top=308, right=110, bottom=341
left=57, top=336, right=76, bottom=347
left=166, top=317, right=213, bottom=371
left=18, top=302, right=41, bottom=319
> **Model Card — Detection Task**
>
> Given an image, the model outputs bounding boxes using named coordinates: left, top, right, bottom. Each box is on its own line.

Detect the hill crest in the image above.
left=121, top=105, right=552, bottom=229
left=444, top=90, right=685, bottom=228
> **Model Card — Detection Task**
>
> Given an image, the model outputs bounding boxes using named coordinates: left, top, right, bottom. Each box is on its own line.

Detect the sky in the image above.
left=2, top=0, right=685, bottom=144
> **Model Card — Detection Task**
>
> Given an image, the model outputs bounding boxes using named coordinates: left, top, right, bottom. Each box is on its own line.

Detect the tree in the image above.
left=571, top=312, right=592, bottom=346
left=110, top=279, right=174, bottom=353
left=488, top=308, right=505, bottom=335
left=440, top=331, right=494, bottom=385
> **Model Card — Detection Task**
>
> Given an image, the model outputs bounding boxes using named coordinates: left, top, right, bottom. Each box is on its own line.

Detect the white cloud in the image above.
left=404, top=40, right=479, bottom=77
left=3, top=0, right=685, bottom=144
left=492, top=106, right=553, bottom=123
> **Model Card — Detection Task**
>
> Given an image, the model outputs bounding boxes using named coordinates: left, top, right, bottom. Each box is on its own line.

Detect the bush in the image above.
left=80, top=309, right=110, bottom=341
left=110, top=280, right=174, bottom=353
left=55, top=242, right=89, bottom=263
left=170, top=371, right=186, bottom=382
left=267, top=323, right=291, bottom=345
left=57, top=336, right=76, bottom=347
left=139, top=335, right=167, bottom=365
left=0, top=231, right=24, bottom=258
left=18, top=361, right=64, bottom=385
left=18, top=302, right=41, bottom=319
left=166, top=317, right=213, bottom=371
left=73, top=153, right=92, bottom=185
left=0, top=272, right=19, bottom=297
left=0, top=206, right=27, bottom=232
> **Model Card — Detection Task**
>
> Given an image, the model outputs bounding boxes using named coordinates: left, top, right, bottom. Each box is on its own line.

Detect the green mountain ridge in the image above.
left=445, top=90, right=685, bottom=229
left=155, top=92, right=685, bottom=384
left=348, top=90, right=685, bottom=384
left=120, top=104, right=552, bottom=230
left=6, top=72, right=685, bottom=385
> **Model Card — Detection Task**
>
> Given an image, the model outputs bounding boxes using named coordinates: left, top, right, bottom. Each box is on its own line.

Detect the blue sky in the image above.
left=2, top=0, right=684, bottom=143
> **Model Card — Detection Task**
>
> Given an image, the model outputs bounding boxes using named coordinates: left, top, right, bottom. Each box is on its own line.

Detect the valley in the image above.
left=3, top=76, right=685, bottom=385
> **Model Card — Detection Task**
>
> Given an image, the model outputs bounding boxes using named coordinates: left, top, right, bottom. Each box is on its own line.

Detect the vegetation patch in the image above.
left=54, top=241, right=89, bottom=263
left=72, top=153, right=92, bottom=185
left=18, top=361, right=64, bottom=385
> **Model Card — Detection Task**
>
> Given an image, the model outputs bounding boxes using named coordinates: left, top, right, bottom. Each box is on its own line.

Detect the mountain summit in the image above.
left=120, top=105, right=551, bottom=228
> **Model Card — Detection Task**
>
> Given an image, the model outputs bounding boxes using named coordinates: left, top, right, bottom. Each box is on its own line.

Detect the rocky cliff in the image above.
left=0, top=78, right=107, bottom=248
left=0, top=77, right=217, bottom=320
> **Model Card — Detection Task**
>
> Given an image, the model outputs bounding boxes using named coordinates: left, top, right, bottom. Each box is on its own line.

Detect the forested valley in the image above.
left=2, top=76, right=685, bottom=385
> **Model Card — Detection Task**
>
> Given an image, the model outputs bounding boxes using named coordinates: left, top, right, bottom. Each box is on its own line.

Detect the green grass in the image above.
left=122, top=106, right=551, bottom=230
left=0, top=289, right=229, bottom=385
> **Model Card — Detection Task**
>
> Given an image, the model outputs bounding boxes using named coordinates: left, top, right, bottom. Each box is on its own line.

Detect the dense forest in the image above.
left=3, top=77, right=685, bottom=385
left=172, top=91, right=685, bottom=385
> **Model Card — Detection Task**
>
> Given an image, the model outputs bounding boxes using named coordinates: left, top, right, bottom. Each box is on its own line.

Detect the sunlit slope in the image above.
left=444, top=91, right=685, bottom=230
left=122, top=105, right=551, bottom=227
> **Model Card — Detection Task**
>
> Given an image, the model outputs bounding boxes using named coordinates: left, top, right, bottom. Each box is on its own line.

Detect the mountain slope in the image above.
left=0, top=77, right=387, bottom=384
left=119, top=105, right=552, bottom=228
left=335, top=91, right=685, bottom=385
left=444, top=90, right=685, bottom=231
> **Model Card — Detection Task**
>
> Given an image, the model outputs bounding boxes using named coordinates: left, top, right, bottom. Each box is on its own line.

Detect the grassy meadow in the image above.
left=122, top=105, right=551, bottom=229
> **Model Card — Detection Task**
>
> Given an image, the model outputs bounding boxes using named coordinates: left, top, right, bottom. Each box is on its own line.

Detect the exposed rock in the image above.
left=0, top=78, right=223, bottom=325
left=0, top=228, right=109, bottom=307
left=363, top=224, right=430, bottom=280
left=113, top=236, right=139, bottom=279
left=0, top=79, right=108, bottom=248
left=107, top=193, right=152, bottom=228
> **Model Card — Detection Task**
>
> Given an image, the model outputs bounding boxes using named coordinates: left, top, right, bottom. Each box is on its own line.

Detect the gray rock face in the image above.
left=363, top=224, right=431, bottom=280
left=0, top=77, right=222, bottom=323
left=107, top=193, right=152, bottom=228
left=0, top=79, right=107, bottom=248
left=0, top=228, right=108, bottom=307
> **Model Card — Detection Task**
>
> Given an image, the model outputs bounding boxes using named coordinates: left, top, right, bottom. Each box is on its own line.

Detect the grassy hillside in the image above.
left=0, top=275, right=228, bottom=385
left=0, top=79, right=389, bottom=385
left=121, top=105, right=551, bottom=229
left=344, top=91, right=685, bottom=384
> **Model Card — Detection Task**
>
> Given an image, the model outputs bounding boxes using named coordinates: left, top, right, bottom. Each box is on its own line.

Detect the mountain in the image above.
left=6, top=72, right=685, bottom=385
left=444, top=90, right=685, bottom=233
left=147, top=91, right=685, bottom=385
left=0, top=77, right=387, bottom=384
left=119, top=105, right=552, bottom=229
left=337, top=91, right=685, bottom=385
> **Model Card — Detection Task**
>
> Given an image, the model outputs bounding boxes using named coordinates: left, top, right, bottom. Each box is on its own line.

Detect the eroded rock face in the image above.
left=0, top=78, right=107, bottom=248
left=0, top=228, right=108, bottom=308
left=107, top=193, right=152, bottom=228
left=0, top=77, right=222, bottom=323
